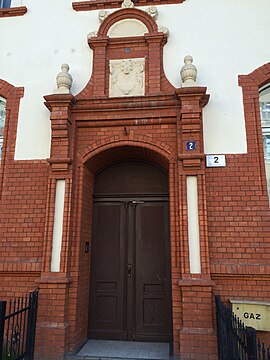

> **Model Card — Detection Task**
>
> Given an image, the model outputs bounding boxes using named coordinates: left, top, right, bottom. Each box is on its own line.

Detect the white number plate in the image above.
left=206, top=155, right=226, bottom=167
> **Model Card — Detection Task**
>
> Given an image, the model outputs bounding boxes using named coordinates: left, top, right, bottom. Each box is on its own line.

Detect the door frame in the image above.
left=89, top=193, right=173, bottom=343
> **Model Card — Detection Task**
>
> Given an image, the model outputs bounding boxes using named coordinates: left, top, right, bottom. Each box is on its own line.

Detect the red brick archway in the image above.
left=80, top=137, right=175, bottom=171
left=41, top=4, right=214, bottom=360
left=84, top=144, right=173, bottom=343
left=73, top=142, right=179, bottom=347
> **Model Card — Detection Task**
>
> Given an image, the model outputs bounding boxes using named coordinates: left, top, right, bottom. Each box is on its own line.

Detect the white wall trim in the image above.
left=50, top=180, right=66, bottom=272
left=186, top=176, right=201, bottom=274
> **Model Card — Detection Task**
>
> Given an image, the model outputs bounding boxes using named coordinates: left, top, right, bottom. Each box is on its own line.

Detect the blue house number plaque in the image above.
left=186, top=141, right=196, bottom=151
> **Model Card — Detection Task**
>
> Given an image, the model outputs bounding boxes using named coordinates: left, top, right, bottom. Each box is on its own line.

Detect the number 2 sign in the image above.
left=186, top=141, right=196, bottom=151
left=206, top=155, right=226, bottom=167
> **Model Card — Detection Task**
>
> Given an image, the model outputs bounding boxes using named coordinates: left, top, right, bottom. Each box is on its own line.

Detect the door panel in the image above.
left=134, top=202, right=172, bottom=342
left=89, top=200, right=172, bottom=342
left=89, top=202, right=126, bottom=339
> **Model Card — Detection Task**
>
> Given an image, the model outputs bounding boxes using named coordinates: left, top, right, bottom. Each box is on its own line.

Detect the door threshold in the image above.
left=64, top=340, right=178, bottom=360
left=65, top=357, right=179, bottom=360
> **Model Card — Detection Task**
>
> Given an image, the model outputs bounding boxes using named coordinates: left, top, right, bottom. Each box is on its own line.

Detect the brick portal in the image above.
left=1, top=7, right=270, bottom=360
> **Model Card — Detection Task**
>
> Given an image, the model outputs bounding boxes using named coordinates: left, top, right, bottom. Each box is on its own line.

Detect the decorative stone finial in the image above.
left=99, top=10, right=109, bottom=23
left=55, top=64, right=73, bottom=94
left=146, top=7, right=158, bottom=20
left=87, top=31, right=98, bottom=40
left=121, top=0, right=134, bottom=8
left=180, top=55, right=197, bottom=87
left=158, top=26, right=169, bottom=37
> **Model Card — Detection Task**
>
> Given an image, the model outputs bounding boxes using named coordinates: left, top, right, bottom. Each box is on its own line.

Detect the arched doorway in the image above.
left=88, top=160, right=173, bottom=343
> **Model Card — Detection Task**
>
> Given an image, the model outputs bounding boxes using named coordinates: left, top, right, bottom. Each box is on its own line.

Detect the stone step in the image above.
left=64, top=340, right=179, bottom=360
left=64, top=357, right=179, bottom=360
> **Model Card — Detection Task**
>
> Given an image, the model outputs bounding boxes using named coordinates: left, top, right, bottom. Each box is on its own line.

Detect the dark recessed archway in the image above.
left=88, top=157, right=172, bottom=344
left=94, top=160, right=168, bottom=196
left=85, top=145, right=170, bottom=173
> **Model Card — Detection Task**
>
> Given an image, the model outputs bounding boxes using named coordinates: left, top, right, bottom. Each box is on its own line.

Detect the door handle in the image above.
left=157, top=273, right=166, bottom=282
left=128, top=264, right=132, bottom=278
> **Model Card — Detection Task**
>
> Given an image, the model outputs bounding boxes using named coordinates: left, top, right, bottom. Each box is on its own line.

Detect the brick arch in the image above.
left=239, top=62, right=270, bottom=88
left=98, top=8, right=158, bottom=37
left=239, top=62, right=270, bottom=197
left=0, top=79, right=24, bottom=105
left=239, top=62, right=270, bottom=147
left=0, top=79, right=24, bottom=152
left=0, top=79, right=24, bottom=119
left=0, top=79, right=15, bottom=95
left=0, top=79, right=24, bottom=197
left=79, top=135, right=175, bottom=172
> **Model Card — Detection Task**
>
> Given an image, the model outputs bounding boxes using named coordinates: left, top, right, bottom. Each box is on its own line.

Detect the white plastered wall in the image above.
left=11, top=0, right=23, bottom=6
left=1, top=0, right=270, bottom=159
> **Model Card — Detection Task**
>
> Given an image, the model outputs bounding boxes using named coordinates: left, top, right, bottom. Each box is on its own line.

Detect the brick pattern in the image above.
left=206, top=154, right=270, bottom=265
left=0, top=161, right=48, bottom=264
left=0, top=82, right=50, bottom=355
left=206, top=64, right=270, bottom=274
left=0, top=275, right=38, bottom=299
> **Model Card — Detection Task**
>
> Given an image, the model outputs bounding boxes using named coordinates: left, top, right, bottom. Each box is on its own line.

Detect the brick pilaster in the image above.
left=35, top=93, right=75, bottom=360
left=88, top=37, right=109, bottom=97
left=175, top=87, right=217, bottom=359
left=145, top=34, right=167, bottom=95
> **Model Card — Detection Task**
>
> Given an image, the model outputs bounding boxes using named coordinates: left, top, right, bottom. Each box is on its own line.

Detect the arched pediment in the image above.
left=77, top=6, right=174, bottom=99
left=98, top=8, right=158, bottom=37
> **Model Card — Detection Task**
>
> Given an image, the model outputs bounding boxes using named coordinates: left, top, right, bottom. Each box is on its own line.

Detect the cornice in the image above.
left=73, top=0, right=185, bottom=11
left=73, top=94, right=178, bottom=112
left=0, top=6, right=27, bottom=18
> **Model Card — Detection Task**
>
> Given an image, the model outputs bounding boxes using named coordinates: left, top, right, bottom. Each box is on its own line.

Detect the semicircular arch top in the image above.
left=98, top=8, right=158, bottom=37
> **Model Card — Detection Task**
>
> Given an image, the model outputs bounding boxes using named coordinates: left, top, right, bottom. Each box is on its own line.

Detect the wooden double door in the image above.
left=89, top=197, right=172, bottom=342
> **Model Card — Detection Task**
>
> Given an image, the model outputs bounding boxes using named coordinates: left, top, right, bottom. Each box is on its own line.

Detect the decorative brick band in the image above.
left=211, top=262, right=270, bottom=276
left=178, top=279, right=216, bottom=287
left=0, top=6, right=27, bottom=18
left=72, top=0, right=185, bottom=11
left=0, top=261, right=41, bottom=273
left=38, top=276, right=72, bottom=284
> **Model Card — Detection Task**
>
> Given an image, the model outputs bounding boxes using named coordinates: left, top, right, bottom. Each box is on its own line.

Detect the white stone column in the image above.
left=186, top=176, right=201, bottom=274
left=50, top=180, right=66, bottom=272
